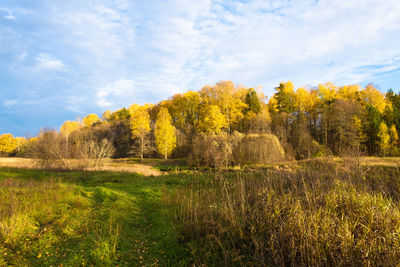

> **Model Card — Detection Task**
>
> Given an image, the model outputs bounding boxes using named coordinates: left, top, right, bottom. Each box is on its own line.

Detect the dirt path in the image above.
left=0, top=157, right=163, bottom=176
left=89, top=163, right=163, bottom=176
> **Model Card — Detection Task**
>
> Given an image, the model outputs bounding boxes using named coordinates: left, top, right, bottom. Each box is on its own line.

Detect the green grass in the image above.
left=0, top=167, right=201, bottom=266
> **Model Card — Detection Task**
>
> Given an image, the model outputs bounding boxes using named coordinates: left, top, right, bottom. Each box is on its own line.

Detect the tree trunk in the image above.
left=339, top=127, right=342, bottom=154
left=66, top=135, right=69, bottom=158
left=164, top=139, right=167, bottom=160
left=324, top=118, right=328, bottom=147
left=141, top=136, right=144, bottom=162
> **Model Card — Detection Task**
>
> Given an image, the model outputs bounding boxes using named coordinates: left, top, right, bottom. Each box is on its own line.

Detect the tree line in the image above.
left=1, top=80, right=399, bottom=164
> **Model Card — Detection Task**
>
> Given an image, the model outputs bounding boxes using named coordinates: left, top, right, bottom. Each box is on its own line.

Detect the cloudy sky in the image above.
left=1, top=0, right=400, bottom=136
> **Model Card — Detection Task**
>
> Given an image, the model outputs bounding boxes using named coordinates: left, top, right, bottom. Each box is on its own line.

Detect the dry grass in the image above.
left=88, top=158, right=163, bottom=176
left=362, top=156, right=400, bottom=167
left=0, top=157, right=36, bottom=169
left=0, top=157, right=163, bottom=176
left=167, top=160, right=400, bottom=266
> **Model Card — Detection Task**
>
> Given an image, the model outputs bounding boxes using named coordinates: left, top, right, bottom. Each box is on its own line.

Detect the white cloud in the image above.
left=35, top=53, right=64, bottom=69
left=0, top=8, right=16, bottom=20
left=96, top=79, right=136, bottom=108
left=4, top=14, right=16, bottom=20
left=56, top=1, right=135, bottom=73
left=3, top=99, right=18, bottom=107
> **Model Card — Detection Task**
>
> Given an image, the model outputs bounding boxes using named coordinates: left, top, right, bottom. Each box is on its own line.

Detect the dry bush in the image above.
left=190, top=133, right=286, bottom=168
left=28, top=130, right=70, bottom=170
left=233, top=134, right=285, bottom=165
left=190, top=132, right=237, bottom=169
left=27, top=129, right=115, bottom=170
left=77, top=138, right=115, bottom=169
left=171, top=129, right=194, bottom=158
left=293, top=132, right=326, bottom=159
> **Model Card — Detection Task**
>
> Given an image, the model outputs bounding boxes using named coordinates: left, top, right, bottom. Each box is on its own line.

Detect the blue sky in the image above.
left=1, top=0, right=400, bottom=136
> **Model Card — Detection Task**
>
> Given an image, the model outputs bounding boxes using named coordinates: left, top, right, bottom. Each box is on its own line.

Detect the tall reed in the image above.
left=167, top=161, right=400, bottom=266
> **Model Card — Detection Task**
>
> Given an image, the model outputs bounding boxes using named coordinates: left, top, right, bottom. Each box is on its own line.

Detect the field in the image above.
left=0, top=163, right=195, bottom=266
left=1, top=157, right=400, bottom=266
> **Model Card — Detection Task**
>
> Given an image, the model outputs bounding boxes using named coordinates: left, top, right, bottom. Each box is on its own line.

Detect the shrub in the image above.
left=29, top=130, right=69, bottom=169
left=233, top=133, right=285, bottom=165
left=190, top=133, right=285, bottom=168
left=190, top=132, right=237, bottom=169
left=27, top=128, right=115, bottom=170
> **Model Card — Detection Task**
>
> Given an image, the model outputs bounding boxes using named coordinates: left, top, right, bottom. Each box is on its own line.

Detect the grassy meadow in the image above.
left=0, top=166, right=192, bottom=266
left=1, top=158, right=400, bottom=266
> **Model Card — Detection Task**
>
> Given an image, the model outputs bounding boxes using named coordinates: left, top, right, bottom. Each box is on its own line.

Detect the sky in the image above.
left=1, top=0, right=400, bottom=136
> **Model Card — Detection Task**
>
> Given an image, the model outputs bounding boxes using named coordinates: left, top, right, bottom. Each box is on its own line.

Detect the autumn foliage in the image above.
left=2, top=80, right=400, bottom=165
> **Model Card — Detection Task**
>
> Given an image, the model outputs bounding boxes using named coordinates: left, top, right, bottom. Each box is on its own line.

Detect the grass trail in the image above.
left=0, top=167, right=192, bottom=266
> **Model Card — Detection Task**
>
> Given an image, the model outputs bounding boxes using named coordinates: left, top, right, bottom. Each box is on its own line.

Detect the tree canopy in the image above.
left=4, top=80, right=400, bottom=160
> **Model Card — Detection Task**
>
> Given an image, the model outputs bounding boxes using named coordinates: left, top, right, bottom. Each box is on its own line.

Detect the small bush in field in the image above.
left=233, top=133, right=285, bottom=164
left=190, top=132, right=285, bottom=168
left=26, top=128, right=115, bottom=170
left=189, top=132, right=236, bottom=169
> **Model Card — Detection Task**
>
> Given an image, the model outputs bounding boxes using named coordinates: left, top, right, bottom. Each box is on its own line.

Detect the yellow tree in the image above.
left=82, top=114, right=100, bottom=127
left=293, top=87, right=320, bottom=137
left=318, top=82, right=338, bottom=103
left=102, top=110, right=112, bottom=122
left=60, top=120, right=81, bottom=154
left=294, top=87, right=316, bottom=112
left=0, top=134, right=17, bottom=155
left=167, top=94, right=186, bottom=129
left=354, top=116, right=367, bottom=152
left=110, top=108, right=131, bottom=122
left=60, top=120, right=81, bottom=136
left=268, top=96, right=278, bottom=114
left=360, top=84, right=390, bottom=114
left=390, top=124, right=399, bottom=155
left=199, top=81, right=246, bottom=132
left=377, top=121, right=390, bottom=156
left=128, top=104, right=140, bottom=115
left=155, top=107, right=176, bottom=159
left=337, top=85, right=361, bottom=101
left=129, top=105, right=151, bottom=161
left=390, top=124, right=399, bottom=144
left=197, top=105, right=227, bottom=134
left=14, top=137, right=27, bottom=153
left=168, top=91, right=202, bottom=130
